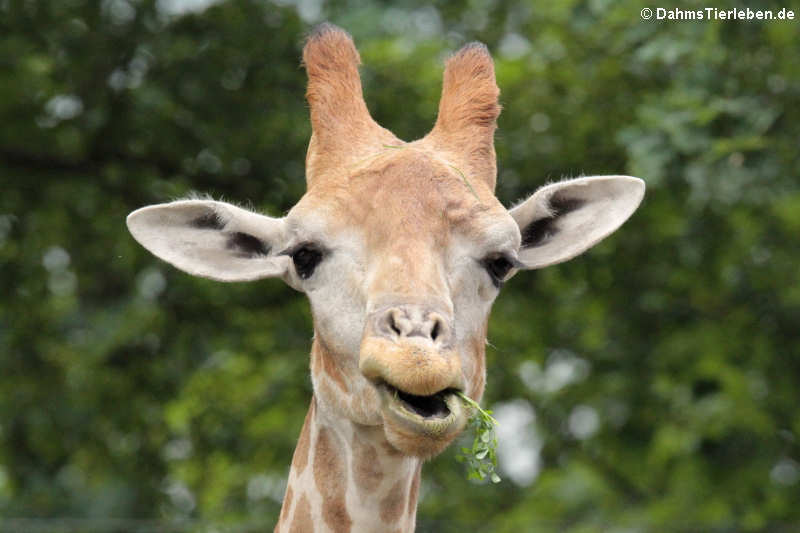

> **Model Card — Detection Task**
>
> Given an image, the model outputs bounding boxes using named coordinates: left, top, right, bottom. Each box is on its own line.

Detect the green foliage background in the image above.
left=1, top=0, right=798, bottom=531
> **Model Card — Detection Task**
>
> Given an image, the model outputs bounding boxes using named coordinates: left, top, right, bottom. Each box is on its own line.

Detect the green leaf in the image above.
left=456, top=391, right=501, bottom=483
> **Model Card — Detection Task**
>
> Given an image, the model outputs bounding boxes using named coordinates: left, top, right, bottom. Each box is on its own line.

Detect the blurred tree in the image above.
left=1, top=0, right=798, bottom=531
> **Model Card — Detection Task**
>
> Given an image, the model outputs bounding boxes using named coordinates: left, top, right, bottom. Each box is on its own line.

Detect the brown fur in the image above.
left=315, top=378, right=352, bottom=426
left=278, top=486, right=293, bottom=525
left=352, top=434, right=383, bottom=493
left=407, top=465, right=421, bottom=516
left=314, top=427, right=352, bottom=532
left=289, top=493, right=313, bottom=533
left=291, top=399, right=315, bottom=476
left=314, top=339, right=348, bottom=393
left=380, top=480, right=407, bottom=524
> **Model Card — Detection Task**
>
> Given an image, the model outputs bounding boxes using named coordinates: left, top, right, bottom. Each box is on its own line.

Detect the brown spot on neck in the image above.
left=314, top=338, right=349, bottom=393
left=352, top=433, right=383, bottom=494
left=380, top=480, right=407, bottom=524
left=288, top=493, right=313, bottom=533
left=291, top=399, right=315, bottom=476
left=314, top=427, right=352, bottom=532
left=407, top=463, right=421, bottom=517
left=277, top=485, right=294, bottom=528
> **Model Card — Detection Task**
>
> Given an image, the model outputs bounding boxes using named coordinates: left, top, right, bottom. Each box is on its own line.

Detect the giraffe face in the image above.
left=289, top=146, right=518, bottom=457
left=126, top=24, right=645, bottom=462
left=127, top=170, right=643, bottom=458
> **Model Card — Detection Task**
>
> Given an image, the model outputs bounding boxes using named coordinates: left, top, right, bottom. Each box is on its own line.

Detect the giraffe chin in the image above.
left=378, top=384, right=466, bottom=458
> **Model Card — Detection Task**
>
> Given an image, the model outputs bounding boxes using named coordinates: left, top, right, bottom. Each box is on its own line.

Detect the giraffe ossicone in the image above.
left=127, top=23, right=644, bottom=533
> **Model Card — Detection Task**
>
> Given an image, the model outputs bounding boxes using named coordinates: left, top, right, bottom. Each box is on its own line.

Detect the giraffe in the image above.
left=126, top=23, right=645, bottom=533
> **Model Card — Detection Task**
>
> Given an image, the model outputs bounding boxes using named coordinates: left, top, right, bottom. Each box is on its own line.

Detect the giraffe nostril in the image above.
left=388, top=311, right=402, bottom=336
left=374, top=305, right=452, bottom=345
left=430, top=319, right=441, bottom=342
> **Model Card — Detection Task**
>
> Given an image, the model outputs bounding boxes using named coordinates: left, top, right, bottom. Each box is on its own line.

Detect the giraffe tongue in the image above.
left=396, top=389, right=451, bottom=419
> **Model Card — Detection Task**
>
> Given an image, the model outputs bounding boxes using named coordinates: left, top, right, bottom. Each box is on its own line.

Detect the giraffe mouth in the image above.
left=394, top=386, right=455, bottom=418
left=378, top=382, right=464, bottom=436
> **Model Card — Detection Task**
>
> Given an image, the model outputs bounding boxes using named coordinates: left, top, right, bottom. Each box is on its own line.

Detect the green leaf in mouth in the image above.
left=455, top=391, right=501, bottom=484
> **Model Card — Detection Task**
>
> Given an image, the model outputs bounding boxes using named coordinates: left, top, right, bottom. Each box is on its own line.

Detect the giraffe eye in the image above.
left=291, top=244, right=324, bottom=279
left=482, top=254, right=514, bottom=287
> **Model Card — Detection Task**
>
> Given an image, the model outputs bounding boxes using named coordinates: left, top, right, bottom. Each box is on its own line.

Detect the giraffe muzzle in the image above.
left=359, top=304, right=464, bottom=394
left=359, top=304, right=467, bottom=455
left=359, top=334, right=466, bottom=429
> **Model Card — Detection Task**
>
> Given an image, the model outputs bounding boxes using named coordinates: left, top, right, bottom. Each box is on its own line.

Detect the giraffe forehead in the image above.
left=293, top=149, right=511, bottom=246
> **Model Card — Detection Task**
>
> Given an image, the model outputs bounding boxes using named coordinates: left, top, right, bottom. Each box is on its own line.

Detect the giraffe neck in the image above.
left=275, top=396, right=423, bottom=533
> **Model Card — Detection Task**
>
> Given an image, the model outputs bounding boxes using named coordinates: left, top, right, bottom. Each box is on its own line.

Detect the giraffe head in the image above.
left=127, top=24, right=644, bottom=459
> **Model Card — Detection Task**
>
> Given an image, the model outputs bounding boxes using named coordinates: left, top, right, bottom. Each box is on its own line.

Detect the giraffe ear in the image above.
left=127, top=200, right=291, bottom=282
left=510, top=176, right=645, bottom=269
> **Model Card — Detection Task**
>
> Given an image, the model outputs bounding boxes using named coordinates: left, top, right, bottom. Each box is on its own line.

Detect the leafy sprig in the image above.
left=456, top=391, right=501, bottom=483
